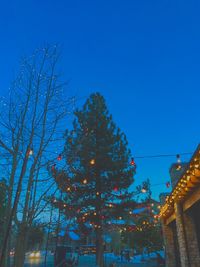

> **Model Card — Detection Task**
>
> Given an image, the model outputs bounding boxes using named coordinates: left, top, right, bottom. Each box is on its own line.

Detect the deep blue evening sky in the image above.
left=0, top=0, right=200, bottom=198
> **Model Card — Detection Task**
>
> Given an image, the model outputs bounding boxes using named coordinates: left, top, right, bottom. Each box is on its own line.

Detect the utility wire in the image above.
left=134, top=152, right=192, bottom=159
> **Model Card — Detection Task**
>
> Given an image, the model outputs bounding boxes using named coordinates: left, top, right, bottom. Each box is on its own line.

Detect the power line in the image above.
left=134, top=152, right=192, bottom=159
left=0, top=151, right=193, bottom=168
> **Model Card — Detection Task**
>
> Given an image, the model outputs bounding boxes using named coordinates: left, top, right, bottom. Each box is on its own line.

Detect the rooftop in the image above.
left=160, top=144, right=200, bottom=219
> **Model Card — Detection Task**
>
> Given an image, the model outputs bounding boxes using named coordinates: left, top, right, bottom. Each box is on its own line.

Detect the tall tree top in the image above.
left=62, top=92, right=135, bottom=204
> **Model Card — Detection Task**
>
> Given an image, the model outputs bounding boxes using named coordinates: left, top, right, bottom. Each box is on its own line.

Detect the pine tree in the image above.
left=54, top=93, right=135, bottom=266
left=123, top=194, right=163, bottom=255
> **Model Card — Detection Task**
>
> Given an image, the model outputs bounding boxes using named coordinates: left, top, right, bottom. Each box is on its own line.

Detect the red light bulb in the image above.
left=57, top=154, right=62, bottom=161
left=130, top=157, right=135, bottom=166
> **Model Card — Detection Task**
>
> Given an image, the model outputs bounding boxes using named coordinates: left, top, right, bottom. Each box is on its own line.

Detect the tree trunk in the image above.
left=1, top=157, right=18, bottom=267
left=96, top=228, right=104, bottom=267
left=14, top=223, right=28, bottom=267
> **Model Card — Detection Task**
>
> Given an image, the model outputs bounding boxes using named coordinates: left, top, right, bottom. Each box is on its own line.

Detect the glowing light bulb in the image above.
left=176, top=154, right=181, bottom=163
left=130, top=157, right=135, bottom=166
left=90, top=159, right=95, bottom=165
left=28, top=148, right=34, bottom=156
left=83, top=179, right=88, bottom=184
left=57, top=154, right=62, bottom=161
left=187, top=176, right=191, bottom=181
left=141, top=188, right=147, bottom=193
left=176, top=164, right=182, bottom=171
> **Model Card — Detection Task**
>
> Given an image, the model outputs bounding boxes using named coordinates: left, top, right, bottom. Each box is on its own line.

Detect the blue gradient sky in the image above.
left=0, top=0, right=200, bottom=199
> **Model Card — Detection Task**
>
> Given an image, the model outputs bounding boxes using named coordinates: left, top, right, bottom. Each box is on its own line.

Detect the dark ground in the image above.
left=22, top=254, right=158, bottom=267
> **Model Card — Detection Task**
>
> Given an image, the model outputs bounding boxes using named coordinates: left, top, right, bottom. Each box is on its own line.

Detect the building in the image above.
left=159, top=144, right=200, bottom=267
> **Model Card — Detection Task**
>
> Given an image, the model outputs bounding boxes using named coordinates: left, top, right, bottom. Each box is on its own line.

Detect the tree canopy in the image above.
left=54, top=93, right=136, bottom=265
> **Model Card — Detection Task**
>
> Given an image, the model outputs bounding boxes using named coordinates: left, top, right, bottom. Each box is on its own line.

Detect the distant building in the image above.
left=160, top=144, right=200, bottom=267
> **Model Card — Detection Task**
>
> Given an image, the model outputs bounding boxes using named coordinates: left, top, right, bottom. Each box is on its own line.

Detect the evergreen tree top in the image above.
left=54, top=92, right=136, bottom=227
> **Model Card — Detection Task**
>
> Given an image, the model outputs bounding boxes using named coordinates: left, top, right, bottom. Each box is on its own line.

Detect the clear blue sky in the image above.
left=0, top=0, right=200, bottom=199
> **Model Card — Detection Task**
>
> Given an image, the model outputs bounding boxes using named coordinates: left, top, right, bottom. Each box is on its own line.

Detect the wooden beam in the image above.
left=183, top=185, right=200, bottom=212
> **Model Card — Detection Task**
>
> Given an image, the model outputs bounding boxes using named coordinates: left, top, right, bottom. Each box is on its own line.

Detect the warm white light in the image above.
left=187, top=176, right=191, bottom=181
left=141, top=188, right=147, bottom=193
left=90, top=159, right=95, bottom=165
left=35, top=252, right=41, bottom=258
left=27, top=148, right=34, bottom=157
left=83, top=179, right=88, bottom=184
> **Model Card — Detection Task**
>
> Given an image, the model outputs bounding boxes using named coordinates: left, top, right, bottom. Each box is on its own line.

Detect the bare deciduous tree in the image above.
left=0, top=46, right=73, bottom=267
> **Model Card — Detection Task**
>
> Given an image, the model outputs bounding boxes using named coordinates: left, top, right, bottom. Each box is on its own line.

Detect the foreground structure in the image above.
left=160, top=144, right=200, bottom=267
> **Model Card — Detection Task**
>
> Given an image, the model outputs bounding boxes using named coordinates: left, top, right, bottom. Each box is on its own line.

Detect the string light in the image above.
left=130, top=157, right=135, bottom=166
left=195, top=163, right=199, bottom=168
left=176, top=164, right=182, bottom=171
left=141, top=188, right=147, bottom=193
left=176, top=154, right=181, bottom=163
left=83, top=179, right=88, bottom=184
left=187, top=176, right=191, bottom=181
left=160, top=150, right=200, bottom=218
left=28, top=147, right=34, bottom=156
left=57, top=154, right=62, bottom=161
left=176, top=154, right=182, bottom=170
left=90, top=159, right=95, bottom=165
left=134, top=152, right=191, bottom=159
